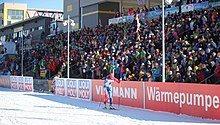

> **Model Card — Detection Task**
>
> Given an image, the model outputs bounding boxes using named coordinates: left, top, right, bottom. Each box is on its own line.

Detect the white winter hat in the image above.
left=188, top=66, right=192, bottom=71
left=169, top=71, right=172, bottom=75
left=213, top=52, right=216, bottom=56
left=206, top=48, right=210, bottom=53
left=211, top=61, right=215, bottom=67
left=176, top=66, right=179, bottom=71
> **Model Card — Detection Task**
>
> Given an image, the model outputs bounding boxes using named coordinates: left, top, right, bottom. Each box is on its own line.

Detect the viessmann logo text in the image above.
left=147, top=87, right=220, bottom=111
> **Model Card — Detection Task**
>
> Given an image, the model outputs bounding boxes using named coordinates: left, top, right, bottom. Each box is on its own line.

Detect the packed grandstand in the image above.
left=0, top=1, right=219, bottom=84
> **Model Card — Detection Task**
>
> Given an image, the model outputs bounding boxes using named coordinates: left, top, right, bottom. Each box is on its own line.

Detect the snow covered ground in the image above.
left=0, top=87, right=220, bottom=125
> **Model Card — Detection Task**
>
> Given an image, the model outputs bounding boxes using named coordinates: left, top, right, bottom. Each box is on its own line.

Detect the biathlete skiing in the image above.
left=103, top=73, right=120, bottom=109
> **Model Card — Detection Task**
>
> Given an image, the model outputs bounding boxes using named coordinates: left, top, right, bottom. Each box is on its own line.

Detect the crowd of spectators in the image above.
left=1, top=5, right=219, bottom=84
left=41, top=6, right=219, bottom=83
left=0, top=58, right=19, bottom=76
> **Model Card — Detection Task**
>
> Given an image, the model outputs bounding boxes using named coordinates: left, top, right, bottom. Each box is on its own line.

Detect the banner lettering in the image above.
left=18, top=76, right=24, bottom=90
left=66, top=79, right=77, bottom=97
left=55, top=78, right=65, bottom=96
left=24, top=77, right=33, bottom=92
left=78, top=80, right=91, bottom=100
left=10, top=76, right=18, bottom=89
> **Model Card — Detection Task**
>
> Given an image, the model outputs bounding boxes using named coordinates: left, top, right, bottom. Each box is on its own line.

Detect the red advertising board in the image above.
left=145, top=82, right=220, bottom=120
left=145, top=82, right=180, bottom=114
left=92, top=80, right=144, bottom=108
left=179, top=83, right=220, bottom=120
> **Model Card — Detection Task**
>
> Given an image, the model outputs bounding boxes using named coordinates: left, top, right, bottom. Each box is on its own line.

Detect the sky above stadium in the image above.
left=0, top=0, right=63, bottom=10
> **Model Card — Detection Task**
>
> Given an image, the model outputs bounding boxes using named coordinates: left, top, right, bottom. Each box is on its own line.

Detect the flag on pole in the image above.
left=136, top=15, right=140, bottom=32
left=136, top=14, right=141, bottom=42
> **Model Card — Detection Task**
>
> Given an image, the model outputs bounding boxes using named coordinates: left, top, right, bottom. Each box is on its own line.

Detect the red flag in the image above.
left=114, top=77, right=120, bottom=84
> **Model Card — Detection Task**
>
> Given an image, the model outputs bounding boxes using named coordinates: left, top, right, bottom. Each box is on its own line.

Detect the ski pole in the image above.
left=98, top=91, right=103, bottom=109
left=118, top=80, right=121, bottom=109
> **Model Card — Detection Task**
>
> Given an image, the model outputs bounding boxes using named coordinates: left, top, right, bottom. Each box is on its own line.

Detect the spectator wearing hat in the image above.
left=166, top=70, right=174, bottom=82
left=146, top=71, right=154, bottom=82
left=152, top=62, right=161, bottom=82
left=127, top=74, right=137, bottom=81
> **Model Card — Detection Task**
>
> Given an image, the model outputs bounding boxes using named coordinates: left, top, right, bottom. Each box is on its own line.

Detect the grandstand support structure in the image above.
left=21, top=31, right=28, bottom=76
left=162, top=0, right=173, bottom=82
left=63, top=15, right=75, bottom=78
left=21, top=31, right=24, bottom=76
left=27, top=9, right=63, bottom=21
left=162, top=0, right=166, bottom=82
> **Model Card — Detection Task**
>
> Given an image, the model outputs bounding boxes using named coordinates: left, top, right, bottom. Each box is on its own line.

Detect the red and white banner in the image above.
left=24, top=77, right=33, bottom=92
left=179, top=83, right=220, bottom=120
left=55, top=78, right=65, bottom=96
left=92, top=80, right=144, bottom=108
left=18, top=76, right=24, bottom=91
left=145, top=82, right=180, bottom=114
left=10, top=76, right=33, bottom=92
left=78, top=79, right=92, bottom=100
left=10, top=76, right=18, bottom=89
left=51, top=77, right=220, bottom=120
left=55, top=78, right=92, bottom=100
left=145, top=82, right=220, bottom=120
left=66, top=79, right=77, bottom=97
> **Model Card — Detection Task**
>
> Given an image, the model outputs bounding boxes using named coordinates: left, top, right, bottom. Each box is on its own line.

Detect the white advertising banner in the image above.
left=55, top=78, right=92, bottom=100
left=109, top=17, right=125, bottom=25
left=78, top=79, right=92, bottom=101
left=24, top=77, right=33, bottom=92
left=66, top=79, right=78, bottom=98
left=55, top=78, right=65, bottom=96
left=181, top=4, right=194, bottom=13
left=18, top=76, right=24, bottom=91
left=10, top=76, right=18, bottom=89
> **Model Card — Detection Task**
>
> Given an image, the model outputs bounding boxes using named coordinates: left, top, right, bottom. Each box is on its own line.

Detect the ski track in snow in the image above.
left=0, top=87, right=220, bottom=125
